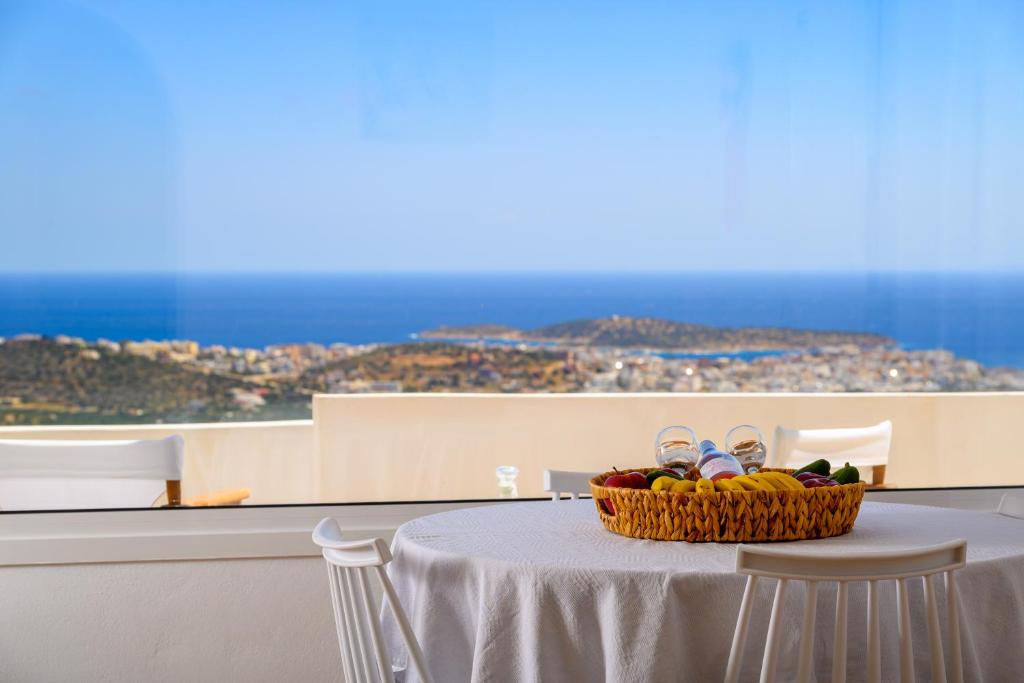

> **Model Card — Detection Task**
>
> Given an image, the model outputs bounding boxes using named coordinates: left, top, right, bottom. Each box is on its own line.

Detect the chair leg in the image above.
left=871, top=465, right=886, bottom=486
left=867, top=580, right=881, bottom=683
left=897, top=577, right=915, bottom=682
left=760, top=578, right=789, bottom=683
left=165, top=480, right=182, bottom=507
left=832, top=582, right=848, bottom=683
left=725, top=575, right=759, bottom=683
left=946, top=571, right=963, bottom=683
left=796, top=581, right=818, bottom=683
left=924, top=574, right=948, bottom=683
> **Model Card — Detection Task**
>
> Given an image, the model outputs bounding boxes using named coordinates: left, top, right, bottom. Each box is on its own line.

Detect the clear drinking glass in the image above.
left=725, top=424, right=767, bottom=474
left=654, top=425, right=700, bottom=475
left=496, top=465, right=519, bottom=498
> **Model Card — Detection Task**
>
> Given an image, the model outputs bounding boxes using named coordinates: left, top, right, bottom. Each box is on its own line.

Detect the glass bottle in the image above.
left=726, top=424, right=767, bottom=474
left=697, top=439, right=744, bottom=480
left=654, top=425, right=700, bottom=478
left=496, top=465, right=519, bottom=498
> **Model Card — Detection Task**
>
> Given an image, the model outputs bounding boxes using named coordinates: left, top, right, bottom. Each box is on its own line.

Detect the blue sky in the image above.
left=1, top=0, right=1022, bottom=272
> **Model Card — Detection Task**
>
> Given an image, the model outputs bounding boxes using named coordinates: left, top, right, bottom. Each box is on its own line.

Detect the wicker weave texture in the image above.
left=590, top=468, right=866, bottom=542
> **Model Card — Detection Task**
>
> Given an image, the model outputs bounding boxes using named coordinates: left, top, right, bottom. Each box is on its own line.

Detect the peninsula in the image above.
left=421, top=316, right=893, bottom=352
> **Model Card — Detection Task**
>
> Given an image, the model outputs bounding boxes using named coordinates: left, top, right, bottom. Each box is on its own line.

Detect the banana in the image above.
left=670, top=479, right=697, bottom=493
left=748, top=473, right=783, bottom=491
left=733, top=475, right=769, bottom=492
left=695, top=478, right=715, bottom=494
left=715, top=478, right=744, bottom=492
left=781, top=474, right=807, bottom=491
left=651, top=476, right=678, bottom=492
left=760, top=471, right=804, bottom=491
left=769, top=472, right=805, bottom=491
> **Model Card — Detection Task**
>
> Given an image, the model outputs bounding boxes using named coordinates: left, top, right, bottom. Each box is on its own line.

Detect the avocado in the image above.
left=645, top=469, right=681, bottom=485
left=793, top=458, right=832, bottom=477
left=832, top=462, right=860, bottom=485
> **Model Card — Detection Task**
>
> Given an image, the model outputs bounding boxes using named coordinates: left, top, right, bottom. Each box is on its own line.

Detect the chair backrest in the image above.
left=543, top=469, right=598, bottom=501
left=0, top=436, right=184, bottom=510
left=312, top=518, right=434, bottom=683
left=771, top=420, right=892, bottom=470
left=997, top=493, right=1024, bottom=519
left=725, top=539, right=967, bottom=683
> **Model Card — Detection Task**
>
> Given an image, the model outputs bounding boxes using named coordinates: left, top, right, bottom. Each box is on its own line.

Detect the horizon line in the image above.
left=1, top=269, right=1022, bottom=277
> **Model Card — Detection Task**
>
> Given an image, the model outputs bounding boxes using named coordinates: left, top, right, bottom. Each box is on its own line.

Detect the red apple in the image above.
left=604, top=473, right=632, bottom=488
left=803, top=478, right=839, bottom=488
left=624, top=472, right=649, bottom=489
left=604, top=468, right=647, bottom=489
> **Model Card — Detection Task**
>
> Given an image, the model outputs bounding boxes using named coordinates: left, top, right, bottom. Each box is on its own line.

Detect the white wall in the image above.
left=0, top=557, right=341, bottom=682
left=314, top=393, right=1024, bottom=501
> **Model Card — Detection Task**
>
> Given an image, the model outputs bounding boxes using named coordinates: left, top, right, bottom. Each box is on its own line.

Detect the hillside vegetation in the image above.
left=0, top=339, right=309, bottom=425
left=303, top=343, right=581, bottom=393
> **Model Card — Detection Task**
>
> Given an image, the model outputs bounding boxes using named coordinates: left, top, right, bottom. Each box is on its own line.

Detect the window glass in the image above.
left=1, top=0, right=1022, bottom=508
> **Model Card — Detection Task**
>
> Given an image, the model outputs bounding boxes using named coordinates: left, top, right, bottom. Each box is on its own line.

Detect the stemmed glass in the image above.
left=725, top=424, right=767, bottom=474
left=654, top=425, right=700, bottom=476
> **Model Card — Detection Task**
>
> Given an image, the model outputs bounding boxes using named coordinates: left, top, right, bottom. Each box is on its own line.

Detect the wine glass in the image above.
left=654, top=425, right=700, bottom=475
left=725, top=424, right=766, bottom=474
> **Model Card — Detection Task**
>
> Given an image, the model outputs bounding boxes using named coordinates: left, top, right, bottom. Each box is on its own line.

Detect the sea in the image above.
left=1, top=272, right=1022, bottom=368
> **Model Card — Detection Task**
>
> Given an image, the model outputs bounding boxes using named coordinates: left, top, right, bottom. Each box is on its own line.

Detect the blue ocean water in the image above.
left=1, top=272, right=1022, bottom=368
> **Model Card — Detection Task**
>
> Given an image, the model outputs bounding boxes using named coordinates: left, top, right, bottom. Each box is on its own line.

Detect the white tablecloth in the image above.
left=384, top=500, right=1024, bottom=682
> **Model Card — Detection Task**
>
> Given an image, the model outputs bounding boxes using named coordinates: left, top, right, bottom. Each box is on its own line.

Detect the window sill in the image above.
left=0, top=500, right=503, bottom=566
left=0, top=488, right=1015, bottom=567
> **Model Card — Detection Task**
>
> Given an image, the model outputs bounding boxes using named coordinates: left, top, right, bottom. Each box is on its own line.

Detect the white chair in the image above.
left=543, top=469, right=598, bottom=501
left=997, top=493, right=1024, bottom=519
left=0, top=436, right=185, bottom=510
left=725, top=539, right=967, bottom=683
left=772, top=420, right=893, bottom=486
left=313, top=518, right=433, bottom=683
left=0, top=436, right=249, bottom=510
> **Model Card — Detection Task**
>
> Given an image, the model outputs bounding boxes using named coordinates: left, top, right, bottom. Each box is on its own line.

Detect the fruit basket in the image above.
left=590, top=468, right=866, bottom=543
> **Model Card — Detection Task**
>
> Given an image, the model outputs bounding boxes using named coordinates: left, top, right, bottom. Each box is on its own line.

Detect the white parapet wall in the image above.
left=0, top=420, right=315, bottom=504
left=314, top=392, right=1024, bottom=502
left=2, top=393, right=1022, bottom=506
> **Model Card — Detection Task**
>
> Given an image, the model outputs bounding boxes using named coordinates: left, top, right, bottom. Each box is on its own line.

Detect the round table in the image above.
left=383, top=500, right=1024, bottom=682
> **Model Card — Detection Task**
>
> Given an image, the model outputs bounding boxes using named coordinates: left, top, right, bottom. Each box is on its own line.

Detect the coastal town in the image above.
left=1, top=316, right=1022, bottom=425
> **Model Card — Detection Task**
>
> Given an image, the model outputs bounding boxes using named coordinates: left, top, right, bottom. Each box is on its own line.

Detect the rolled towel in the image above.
left=182, top=488, right=251, bottom=507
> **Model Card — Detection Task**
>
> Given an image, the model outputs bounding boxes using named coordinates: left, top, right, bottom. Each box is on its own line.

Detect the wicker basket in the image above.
left=590, top=468, right=866, bottom=542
